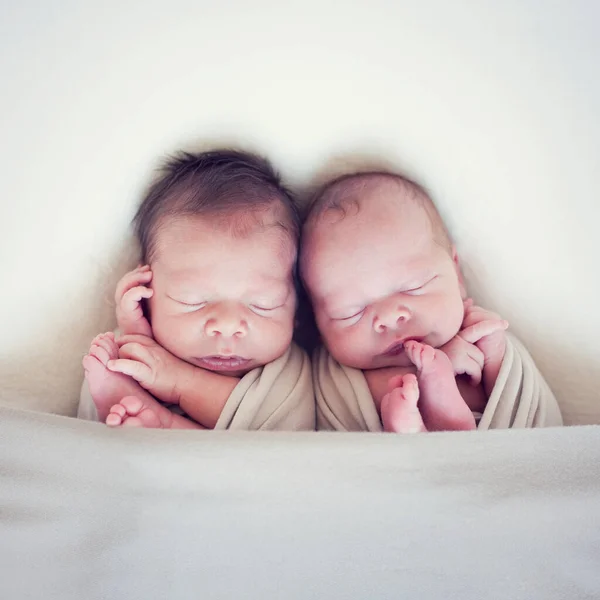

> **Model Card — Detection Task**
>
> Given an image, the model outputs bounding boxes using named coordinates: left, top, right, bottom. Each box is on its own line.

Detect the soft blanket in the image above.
left=79, top=342, right=315, bottom=430
left=0, top=407, right=598, bottom=599
left=314, top=333, right=562, bottom=431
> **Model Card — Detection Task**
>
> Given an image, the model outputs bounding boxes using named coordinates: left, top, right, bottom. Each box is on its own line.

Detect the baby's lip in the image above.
left=382, top=337, right=424, bottom=356
left=194, top=355, right=251, bottom=371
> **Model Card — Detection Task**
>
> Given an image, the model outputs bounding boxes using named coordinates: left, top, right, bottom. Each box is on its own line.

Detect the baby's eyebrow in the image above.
left=321, top=292, right=364, bottom=313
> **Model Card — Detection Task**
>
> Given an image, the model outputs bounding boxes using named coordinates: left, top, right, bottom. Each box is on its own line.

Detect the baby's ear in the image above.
left=451, top=245, right=468, bottom=299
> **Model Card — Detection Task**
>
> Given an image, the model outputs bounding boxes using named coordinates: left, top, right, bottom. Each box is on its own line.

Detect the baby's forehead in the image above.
left=311, top=187, right=433, bottom=244
left=155, top=211, right=294, bottom=255
left=304, top=176, right=450, bottom=261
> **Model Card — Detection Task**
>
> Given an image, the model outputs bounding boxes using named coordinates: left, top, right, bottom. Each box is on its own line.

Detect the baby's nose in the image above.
left=205, top=314, right=248, bottom=338
left=373, top=305, right=411, bottom=333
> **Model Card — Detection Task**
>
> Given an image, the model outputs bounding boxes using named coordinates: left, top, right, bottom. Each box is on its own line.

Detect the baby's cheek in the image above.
left=324, top=325, right=371, bottom=369
left=152, top=313, right=191, bottom=356
left=434, top=293, right=464, bottom=342
left=257, top=315, right=294, bottom=362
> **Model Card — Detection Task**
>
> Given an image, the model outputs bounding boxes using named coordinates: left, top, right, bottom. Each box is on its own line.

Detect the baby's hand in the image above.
left=115, top=265, right=153, bottom=337
left=106, top=334, right=191, bottom=405
left=439, top=335, right=484, bottom=386
left=460, top=299, right=508, bottom=369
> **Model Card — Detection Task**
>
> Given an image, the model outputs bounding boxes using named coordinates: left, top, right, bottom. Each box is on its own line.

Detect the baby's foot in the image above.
left=106, top=396, right=165, bottom=428
left=404, top=341, right=476, bottom=431
left=380, top=374, right=427, bottom=433
left=82, top=332, right=149, bottom=422
left=106, top=395, right=203, bottom=430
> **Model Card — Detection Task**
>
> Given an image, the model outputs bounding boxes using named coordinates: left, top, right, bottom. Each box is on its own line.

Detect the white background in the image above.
left=0, top=0, right=598, bottom=422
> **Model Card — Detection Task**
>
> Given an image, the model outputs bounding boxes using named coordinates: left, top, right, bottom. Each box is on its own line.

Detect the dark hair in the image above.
left=134, top=149, right=300, bottom=262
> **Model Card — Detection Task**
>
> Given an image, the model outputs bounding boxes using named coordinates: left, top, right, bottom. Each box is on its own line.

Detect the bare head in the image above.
left=302, top=171, right=452, bottom=252
left=135, top=149, right=300, bottom=375
left=300, top=171, right=466, bottom=370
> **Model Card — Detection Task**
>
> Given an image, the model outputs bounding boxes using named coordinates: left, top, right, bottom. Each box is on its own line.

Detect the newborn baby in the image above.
left=80, top=150, right=314, bottom=430
left=300, top=172, right=561, bottom=432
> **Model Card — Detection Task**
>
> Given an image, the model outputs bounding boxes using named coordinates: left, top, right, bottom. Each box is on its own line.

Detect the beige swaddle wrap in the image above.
left=79, top=342, right=315, bottom=431
left=314, top=333, right=562, bottom=431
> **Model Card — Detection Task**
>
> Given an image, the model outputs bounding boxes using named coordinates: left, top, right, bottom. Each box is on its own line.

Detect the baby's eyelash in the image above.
left=334, top=308, right=365, bottom=321
left=403, top=275, right=438, bottom=293
left=168, top=296, right=207, bottom=309
left=250, top=303, right=283, bottom=313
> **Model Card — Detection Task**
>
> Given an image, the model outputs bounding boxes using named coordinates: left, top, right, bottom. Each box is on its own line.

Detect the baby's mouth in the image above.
left=382, top=337, right=424, bottom=356
left=194, top=355, right=251, bottom=372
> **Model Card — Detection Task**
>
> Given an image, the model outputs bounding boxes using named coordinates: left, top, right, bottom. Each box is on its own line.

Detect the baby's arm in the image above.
left=114, top=265, right=154, bottom=337
left=106, top=334, right=238, bottom=428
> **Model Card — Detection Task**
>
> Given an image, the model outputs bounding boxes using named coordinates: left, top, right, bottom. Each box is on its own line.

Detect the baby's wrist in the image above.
left=170, top=360, right=198, bottom=405
left=116, top=313, right=152, bottom=337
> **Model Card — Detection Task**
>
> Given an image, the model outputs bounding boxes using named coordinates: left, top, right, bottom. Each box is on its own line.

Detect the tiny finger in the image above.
left=107, top=359, right=152, bottom=384
left=121, top=286, right=154, bottom=313
left=467, top=345, right=485, bottom=370
left=116, top=334, right=155, bottom=348
left=466, top=360, right=482, bottom=386
left=460, top=320, right=507, bottom=344
left=115, top=269, right=153, bottom=302
left=118, top=342, right=152, bottom=364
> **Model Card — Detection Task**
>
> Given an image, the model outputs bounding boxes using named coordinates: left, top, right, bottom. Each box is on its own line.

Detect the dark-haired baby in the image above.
left=80, top=150, right=314, bottom=430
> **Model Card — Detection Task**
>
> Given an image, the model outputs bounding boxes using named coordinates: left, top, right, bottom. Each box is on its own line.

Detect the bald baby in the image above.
left=301, top=171, right=508, bottom=433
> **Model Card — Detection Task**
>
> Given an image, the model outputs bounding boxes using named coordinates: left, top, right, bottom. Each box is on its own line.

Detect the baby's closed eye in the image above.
left=330, top=308, right=366, bottom=324
left=400, top=275, right=438, bottom=295
left=168, top=295, right=208, bottom=311
left=249, top=299, right=287, bottom=315
left=251, top=301, right=278, bottom=309
left=249, top=288, right=291, bottom=315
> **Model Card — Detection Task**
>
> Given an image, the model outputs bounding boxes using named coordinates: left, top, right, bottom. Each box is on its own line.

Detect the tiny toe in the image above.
left=89, top=344, right=110, bottom=364
left=92, top=333, right=104, bottom=344
left=122, top=417, right=144, bottom=428
left=403, top=373, right=419, bottom=389
left=387, top=374, right=405, bottom=393
left=95, top=337, right=112, bottom=354
left=109, top=404, right=126, bottom=418
left=120, top=396, right=144, bottom=414
left=106, top=414, right=122, bottom=427
left=98, top=336, right=119, bottom=356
